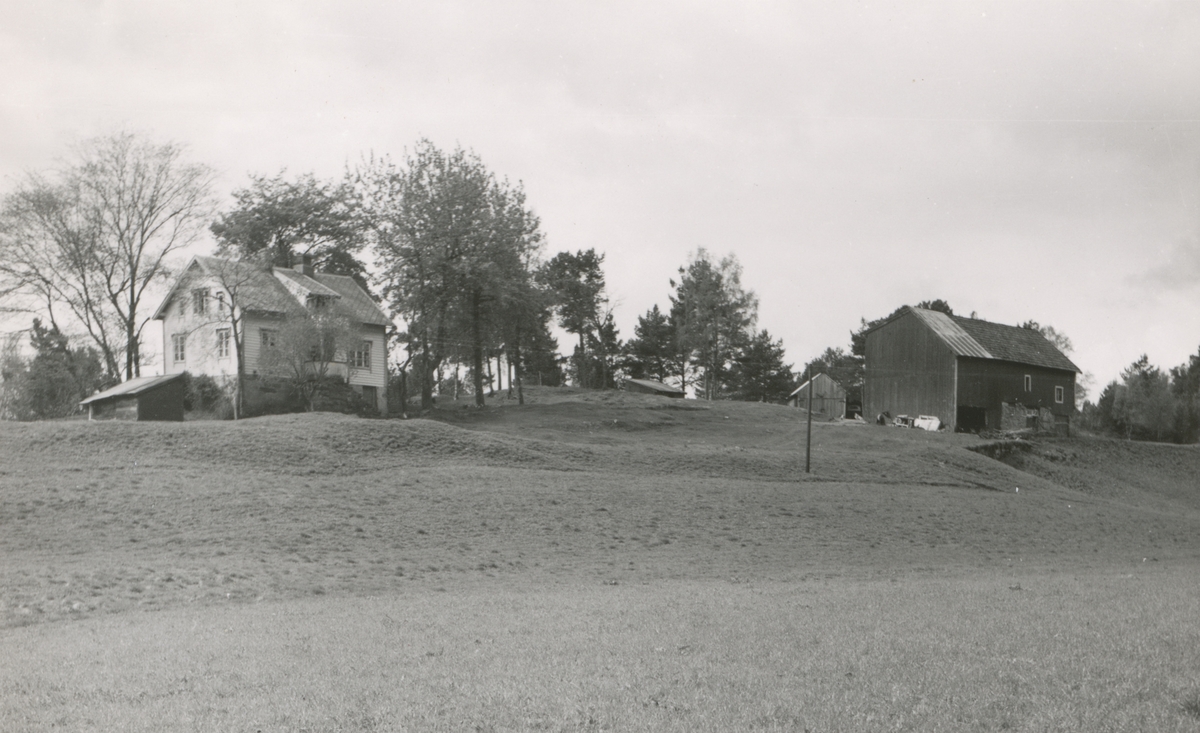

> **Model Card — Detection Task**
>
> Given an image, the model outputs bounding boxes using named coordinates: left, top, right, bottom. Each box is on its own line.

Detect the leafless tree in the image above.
left=0, top=131, right=215, bottom=380
left=258, top=311, right=361, bottom=412
left=194, top=253, right=274, bottom=419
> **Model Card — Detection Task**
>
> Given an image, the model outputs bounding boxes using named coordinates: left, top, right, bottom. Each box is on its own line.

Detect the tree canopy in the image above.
left=0, top=131, right=215, bottom=380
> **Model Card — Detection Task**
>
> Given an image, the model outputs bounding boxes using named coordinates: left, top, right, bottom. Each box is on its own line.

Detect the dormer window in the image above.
left=307, top=294, right=330, bottom=310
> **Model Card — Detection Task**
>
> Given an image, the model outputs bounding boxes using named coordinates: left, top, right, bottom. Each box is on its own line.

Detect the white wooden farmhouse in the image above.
left=152, top=255, right=391, bottom=414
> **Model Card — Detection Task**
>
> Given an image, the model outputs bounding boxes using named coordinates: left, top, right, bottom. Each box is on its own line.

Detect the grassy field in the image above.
left=2, top=387, right=1199, bottom=730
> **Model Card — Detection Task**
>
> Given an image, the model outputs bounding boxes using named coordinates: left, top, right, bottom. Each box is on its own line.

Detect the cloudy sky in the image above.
left=2, top=1, right=1198, bottom=389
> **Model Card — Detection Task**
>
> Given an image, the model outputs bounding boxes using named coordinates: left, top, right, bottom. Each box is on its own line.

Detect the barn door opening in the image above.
left=956, top=406, right=987, bottom=433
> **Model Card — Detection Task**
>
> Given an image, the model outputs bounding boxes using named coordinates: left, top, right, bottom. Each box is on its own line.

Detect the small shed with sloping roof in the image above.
left=623, top=378, right=685, bottom=398
left=863, top=306, right=1081, bottom=434
left=79, top=373, right=186, bottom=421
left=789, top=373, right=847, bottom=417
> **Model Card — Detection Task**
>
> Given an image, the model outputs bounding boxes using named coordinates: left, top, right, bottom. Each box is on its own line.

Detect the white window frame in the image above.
left=192, top=288, right=208, bottom=315
left=1055, top=385, right=1064, bottom=404
left=353, top=340, right=372, bottom=370
left=1024, top=374, right=1032, bottom=392
left=172, top=333, right=186, bottom=363
left=215, top=291, right=226, bottom=314
left=216, top=328, right=231, bottom=359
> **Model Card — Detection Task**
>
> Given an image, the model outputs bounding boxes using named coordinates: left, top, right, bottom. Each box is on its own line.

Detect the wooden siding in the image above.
left=864, top=310, right=959, bottom=427
left=345, top=324, right=388, bottom=414
left=791, top=374, right=848, bottom=416
left=90, top=396, right=139, bottom=421
left=956, top=358, right=1075, bottom=430
left=135, top=378, right=186, bottom=421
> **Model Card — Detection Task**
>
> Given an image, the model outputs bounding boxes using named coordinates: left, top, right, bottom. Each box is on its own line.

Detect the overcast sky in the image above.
left=2, top=1, right=1198, bottom=389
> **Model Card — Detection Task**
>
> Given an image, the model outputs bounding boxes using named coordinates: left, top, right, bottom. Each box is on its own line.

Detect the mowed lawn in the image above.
left=2, top=390, right=1199, bottom=731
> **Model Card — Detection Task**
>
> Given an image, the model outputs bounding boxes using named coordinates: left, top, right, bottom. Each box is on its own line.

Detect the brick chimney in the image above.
left=293, top=253, right=315, bottom=278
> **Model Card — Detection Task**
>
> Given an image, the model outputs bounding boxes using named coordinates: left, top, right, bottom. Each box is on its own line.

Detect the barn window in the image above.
left=353, top=341, right=372, bottom=370
left=260, top=329, right=277, bottom=350
left=1024, top=374, right=1032, bottom=392
left=1055, top=385, right=1064, bottom=404
left=172, top=333, right=186, bottom=363
left=192, top=289, right=208, bottom=315
left=216, top=328, right=231, bottom=358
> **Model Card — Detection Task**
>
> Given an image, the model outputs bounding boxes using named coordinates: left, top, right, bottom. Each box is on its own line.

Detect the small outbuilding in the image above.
left=79, top=373, right=186, bottom=421
left=789, top=373, right=848, bottom=417
left=622, top=378, right=685, bottom=398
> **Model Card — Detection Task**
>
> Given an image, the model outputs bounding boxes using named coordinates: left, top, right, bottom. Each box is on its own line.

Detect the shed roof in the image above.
left=624, top=378, right=685, bottom=395
left=80, top=373, right=184, bottom=406
left=789, top=373, right=847, bottom=399
left=879, top=307, right=1081, bottom=373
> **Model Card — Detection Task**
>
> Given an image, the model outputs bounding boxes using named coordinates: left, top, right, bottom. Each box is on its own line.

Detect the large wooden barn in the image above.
left=863, top=306, right=1080, bottom=434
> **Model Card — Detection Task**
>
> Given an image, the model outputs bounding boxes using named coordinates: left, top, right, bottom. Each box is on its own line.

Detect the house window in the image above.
left=172, top=333, right=186, bottom=363
left=1055, top=385, right=1064, bottom=404
left=215, top=292, right=226, bottom=314
left=216, top=328, right=231, bottom=359
left=307, top=294, right=330, bottom=310
left=261, top=329, right=277, bottom=349
left=353, top=341, right=372, bottom=370
left=192, top=289, right=208, bottom=315
left=1024, top=374, right=1032, bottom=392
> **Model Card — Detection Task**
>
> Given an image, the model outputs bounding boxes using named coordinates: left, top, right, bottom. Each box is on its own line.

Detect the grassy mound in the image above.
left=3, top=392, right=1200, bottom=731
left=2, top=392, right=1198, bottom=630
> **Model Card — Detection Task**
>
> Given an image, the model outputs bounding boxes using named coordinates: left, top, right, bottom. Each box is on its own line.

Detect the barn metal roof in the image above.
left=79, top=373, right=184, bottom=406
left=904, top=307, right=1080, bottom=373
left=908, top=309, right=993, bottom=359
left=951, top=315, right=1081, bottom=373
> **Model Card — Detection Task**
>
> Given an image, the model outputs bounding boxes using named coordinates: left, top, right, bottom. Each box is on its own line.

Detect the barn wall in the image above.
left=956, top=359, right=1076, bottom=430
left=864, top=311, right=958, bottom=427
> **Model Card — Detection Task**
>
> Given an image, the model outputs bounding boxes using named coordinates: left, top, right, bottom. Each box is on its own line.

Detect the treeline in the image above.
left=1080, top=352, right=1200, bottom=444
left=621, top=249, right=795, bottom=402
left=0, top=131, right=802, bottom=417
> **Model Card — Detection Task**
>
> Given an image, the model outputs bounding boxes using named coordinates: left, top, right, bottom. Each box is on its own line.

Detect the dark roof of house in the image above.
left=895, top=307, right=1080, bottom=373
left=275, top=267, right=344, bottom=299
left=314, top=273, right=391, bottom=327
left=80, top=373, right=184, bottom=406
left=152, top=256, right=391, bottom=326
left=624, top=378, right=685, bottom=395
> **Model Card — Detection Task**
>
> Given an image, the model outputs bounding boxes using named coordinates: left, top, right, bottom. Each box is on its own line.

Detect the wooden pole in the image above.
left=805, top=364, right=814, bottom=474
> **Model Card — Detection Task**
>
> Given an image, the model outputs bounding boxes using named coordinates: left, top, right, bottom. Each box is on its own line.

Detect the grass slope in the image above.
left=2, top=388, right=1199, bottom=730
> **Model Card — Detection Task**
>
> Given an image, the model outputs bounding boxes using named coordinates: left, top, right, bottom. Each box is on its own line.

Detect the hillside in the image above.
left=1, top=390, right=1198, bottom=628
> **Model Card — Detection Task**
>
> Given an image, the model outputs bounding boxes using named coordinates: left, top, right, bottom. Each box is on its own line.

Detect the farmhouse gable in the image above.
left=152, top=255, right=391, bottom=414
